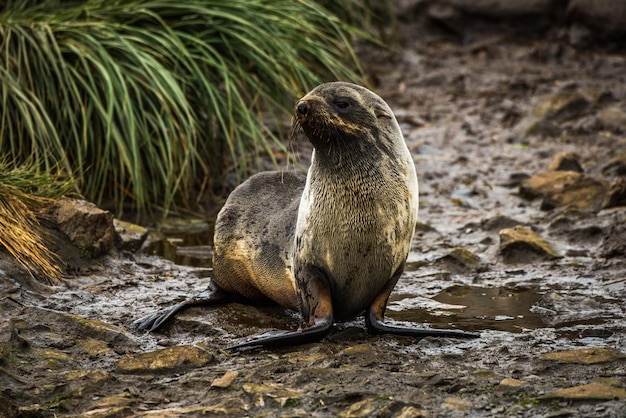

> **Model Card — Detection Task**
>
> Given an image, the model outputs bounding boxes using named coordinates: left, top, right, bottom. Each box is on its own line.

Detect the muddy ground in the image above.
left=2, top=5, right=626, bottom=418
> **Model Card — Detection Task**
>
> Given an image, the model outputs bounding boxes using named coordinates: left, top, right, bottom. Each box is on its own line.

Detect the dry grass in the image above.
left=0, top=161, right=75, bottom=284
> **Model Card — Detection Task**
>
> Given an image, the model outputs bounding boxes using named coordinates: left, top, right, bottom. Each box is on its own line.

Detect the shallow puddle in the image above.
left=387, top=286, right=545, bottom=333
left=142, top=218, right=214, bottom=267
left=146, top=223, right=618, bottom=337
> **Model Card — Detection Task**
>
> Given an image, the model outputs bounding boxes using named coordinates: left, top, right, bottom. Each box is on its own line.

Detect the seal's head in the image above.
left=294, top=82, right=401, bottom=159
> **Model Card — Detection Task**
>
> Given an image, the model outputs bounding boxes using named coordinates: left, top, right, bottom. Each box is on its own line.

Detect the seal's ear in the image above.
left=375, top=106, right=392, bottom=119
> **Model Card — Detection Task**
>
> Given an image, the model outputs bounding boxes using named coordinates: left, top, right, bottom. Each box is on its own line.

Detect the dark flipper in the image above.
left=365, top=308, right=480, bottom=339
left=229, top=263, right=335, bottom=350
left=133, top=282, right=232, bottom=332
left=365, top=269, right=480, bottom=340
left=227, top=315, right=333, bottom=350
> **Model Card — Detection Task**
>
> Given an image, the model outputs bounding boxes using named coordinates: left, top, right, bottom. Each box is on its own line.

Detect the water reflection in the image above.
left=387, top=286, right=545, bottom=333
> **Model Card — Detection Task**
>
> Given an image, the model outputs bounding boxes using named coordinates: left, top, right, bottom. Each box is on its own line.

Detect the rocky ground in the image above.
left=2, top=2, right=626, bottom=417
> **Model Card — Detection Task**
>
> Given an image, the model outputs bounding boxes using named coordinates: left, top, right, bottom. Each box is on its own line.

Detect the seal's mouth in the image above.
left=291, top=97, right=337, bottom=148
left=291, top=99, right=310, bottom=140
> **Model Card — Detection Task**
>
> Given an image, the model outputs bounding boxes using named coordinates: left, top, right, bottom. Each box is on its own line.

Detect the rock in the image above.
left=597, top=104, right=626, bottom=133
left=16, top=404, right=47, bottom=417
left=76, top=338, right=112, bottom=357
left=34, top=348, right=72, bottom=369
left=341, top=343, right=373, bottom=356
left=496, top=378, right=527, bottom=392
left=472, top=369, right=495, bottom=379
left=540, top=176, right=608, bottom=212
left=65, top=369, right=113, bottom=388
left=338, top=397, right=378, bottom=417
left=531, top=292, right=609, bottom=326
left=519, top=171, right=582, bottom=200
left=599, top=223, right=626, bottom=258
left=116, top=345, right=213, bottom=374
left=514, top=117, right=561, bottom=139
left=157, top=218, right=211, bottom=235
left=18, top=306, right=138, bottom=351
left=515, top=90, right=590, bottom=139
left=283, top=350, right=327, bottom=364
left=568, top=0, right=626, bottom=35
left=501, top=172, right=531, bottom=188
left=57, top=312, right=138, bottom=349
left=548, top=151, right=583, bottom=172
left=482, top=215, right=521, bottom=231
left=602, top=151, right=626, bottom=177
left=45, top=198, right=117, bottom=258
left=78, top=406, right=131, bottom=417
left=541, top=347, right=625, bottom=364
left=541, top=382, right=626, bottom=400
left=499, top=226, right=560, bottom=262
left=441, top=396, right=473, bottom=412
left=79, top=392, right=136, bottom=417
left=434, top=248, right=483, bottom=272
left=603, top=179, right=626, bottom=208
left=242, top=382, right=303, bottom=408
left=548, top=215, right=605, bottom=246
left=396, top=406, right=430, bottom=417
left=113, top=219, right=148, bottom=252
left=134, top=398, right=249, bottom=416
left=211, top=371, right=239, bottom=388
left=531, top=90, right=589, bottom=121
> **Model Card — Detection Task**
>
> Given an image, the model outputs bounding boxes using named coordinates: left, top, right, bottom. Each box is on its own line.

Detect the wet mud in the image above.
left=2, top=5, right=626, bottom=418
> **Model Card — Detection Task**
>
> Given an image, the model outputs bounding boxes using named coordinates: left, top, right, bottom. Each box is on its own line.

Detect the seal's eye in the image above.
left=334, top=99, right=351, bottom=110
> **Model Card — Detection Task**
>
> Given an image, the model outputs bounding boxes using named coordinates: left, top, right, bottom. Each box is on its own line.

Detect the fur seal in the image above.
left=134, top=82, right=479, bottom=348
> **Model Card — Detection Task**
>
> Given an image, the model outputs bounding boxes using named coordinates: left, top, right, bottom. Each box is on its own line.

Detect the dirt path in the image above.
left=1, top=7, right=625, bottom=418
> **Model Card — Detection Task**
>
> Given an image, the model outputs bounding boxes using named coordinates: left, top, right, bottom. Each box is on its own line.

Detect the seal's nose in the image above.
left=296, top=100, right=308, bottom=116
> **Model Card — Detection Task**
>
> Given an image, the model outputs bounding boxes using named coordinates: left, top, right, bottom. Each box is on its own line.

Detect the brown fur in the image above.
left=213, top=82, right=418, bottom=321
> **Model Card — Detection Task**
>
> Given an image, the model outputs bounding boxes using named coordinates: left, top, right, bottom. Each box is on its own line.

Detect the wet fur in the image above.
left=215, top=82, right=418, bottom=322
left=293, top=82, right=418, bottom=321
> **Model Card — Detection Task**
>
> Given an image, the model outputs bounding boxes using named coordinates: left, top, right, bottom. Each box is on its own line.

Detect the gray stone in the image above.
left=519, top=171, right=582, bottom=200
left=548, top=151, right=583, bottom=173
left=540, top=176, right=608, bottom=212
left=499, top=226, right=560, bottom=262
left=603, top=179, right=626, bottom=208
left=113, top=219, right=148, bottom=252
left=45, top=198, right=117, bottom=257
left=603, top=151, right=626, bottom=177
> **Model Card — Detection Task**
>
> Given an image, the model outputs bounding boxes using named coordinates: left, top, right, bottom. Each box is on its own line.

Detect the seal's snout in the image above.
left=296, top=100, right=308, bottom=116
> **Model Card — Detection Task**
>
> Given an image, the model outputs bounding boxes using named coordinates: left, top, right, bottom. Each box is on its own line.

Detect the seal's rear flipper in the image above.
left=365, top=271, right=480, bottom=340
left=365, top=308, right=479, bottom=339
left=227, top=315, right=333, bottom=350
left=133, top=282, right=231, bottom=332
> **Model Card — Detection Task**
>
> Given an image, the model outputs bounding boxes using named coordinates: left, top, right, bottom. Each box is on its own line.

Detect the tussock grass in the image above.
left=0, top=160, right=75, bottom=284
left=0, top=0, right=365, bottom=214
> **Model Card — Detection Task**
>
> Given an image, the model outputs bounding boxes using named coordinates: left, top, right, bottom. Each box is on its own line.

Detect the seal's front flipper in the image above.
left=229, top=264, right=335, bottom=350
left=227, top=316, right=333, bottom=350
left=133, top=282, right=232, bottom=332
left=365, top=271, right=480, bottom=340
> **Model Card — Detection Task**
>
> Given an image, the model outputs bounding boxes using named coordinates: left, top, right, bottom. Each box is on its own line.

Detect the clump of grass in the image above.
left=0, top=160, right=75, bottom=285
left=0, top=0, right=366, bottom=214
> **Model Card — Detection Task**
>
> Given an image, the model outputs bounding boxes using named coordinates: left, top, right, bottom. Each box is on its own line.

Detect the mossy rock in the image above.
left=499, top=226, right=560, bottom=263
